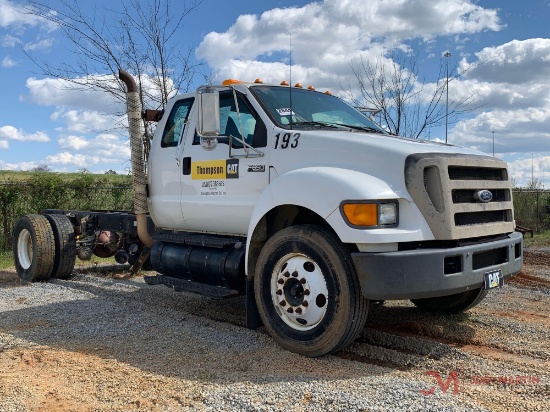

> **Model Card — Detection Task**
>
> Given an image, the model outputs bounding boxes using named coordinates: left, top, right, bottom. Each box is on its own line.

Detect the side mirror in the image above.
left=196, top=86, right=220, bottom=136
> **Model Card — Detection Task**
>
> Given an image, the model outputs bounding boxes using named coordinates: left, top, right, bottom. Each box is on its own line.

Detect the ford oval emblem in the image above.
left=474, top=189, right=493, bottom=203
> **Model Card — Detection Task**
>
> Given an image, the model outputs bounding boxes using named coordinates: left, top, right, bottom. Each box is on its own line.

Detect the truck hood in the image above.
left=270, top=128, right=492, bottom=199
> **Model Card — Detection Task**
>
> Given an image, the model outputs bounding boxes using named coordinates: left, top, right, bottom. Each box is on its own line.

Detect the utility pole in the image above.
left=444, top=51, right=451, bottom=144
left=532, top=153, right=534, bottom=186
left=492, top=130, right=495, bottom=156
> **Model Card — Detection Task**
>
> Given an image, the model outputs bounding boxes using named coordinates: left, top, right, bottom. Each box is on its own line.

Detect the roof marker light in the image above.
left=222, top=79, right=247, bottom=86
left=294, top=83, right=303, bottom=88
left=307, top=85, right=315, bottom=91
left=280, top=80, right=289, bottom=86
left=254, top=78, right=263, bottom=84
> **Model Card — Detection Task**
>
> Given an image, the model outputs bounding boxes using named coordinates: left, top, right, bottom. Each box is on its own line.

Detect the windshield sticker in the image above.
left=276, top=108, right=295, bottom=116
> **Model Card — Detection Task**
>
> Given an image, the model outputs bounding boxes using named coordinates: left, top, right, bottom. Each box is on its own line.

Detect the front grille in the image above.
left=448, top=166, right=507, bottom=181
left=405, top=153, right=515, bottom=240
left=455, top=210, right=512, bottom=226
left=452, top=189, right=509, bottom=204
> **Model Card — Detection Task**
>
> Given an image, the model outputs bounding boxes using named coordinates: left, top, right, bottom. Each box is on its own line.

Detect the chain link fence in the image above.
left=1, top=178, right=133, bottom=252
left=512, top=189, right=550, bottom=233
left=2, top=181, right=550, bottom=253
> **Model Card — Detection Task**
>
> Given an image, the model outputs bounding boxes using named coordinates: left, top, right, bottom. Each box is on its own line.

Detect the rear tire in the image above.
left=46, top=214, right=76, bottom=279
left=254, top=225, right=368, bottom=357
left=410, top=288, right=488, bottom=314
left=13, top=214, right=55, bottom=282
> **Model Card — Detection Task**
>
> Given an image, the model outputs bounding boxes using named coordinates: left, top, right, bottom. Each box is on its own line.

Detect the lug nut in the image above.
left=295, top=307, right=302, bottom=314
left=283, top=271, right=290, bottom=278
left=300, top=278, right=306, bottom=284
left=277, top=278, right=284, bottom=284
left=276, top=289, right=283, bottom=295
left=287, top=307, right=294, bottom=313
left=292, top=271, right=298, bottom=277
left=279, top=300, right=286, bottom=306
left=302, top=301, right=309, bottom=307
left=304, top=289, right=310, bottom=295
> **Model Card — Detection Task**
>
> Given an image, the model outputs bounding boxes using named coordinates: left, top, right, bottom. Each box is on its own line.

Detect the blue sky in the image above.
left=1, top=0, right=550, bottom=186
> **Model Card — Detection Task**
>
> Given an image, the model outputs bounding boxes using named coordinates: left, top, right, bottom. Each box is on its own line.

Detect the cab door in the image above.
left=148, top=96, right=194, bottom=230
left=179, top=90, right=269, bottom=235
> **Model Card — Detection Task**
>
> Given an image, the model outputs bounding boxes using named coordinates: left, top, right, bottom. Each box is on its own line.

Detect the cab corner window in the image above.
left=161, top=98, right=194, bottom=148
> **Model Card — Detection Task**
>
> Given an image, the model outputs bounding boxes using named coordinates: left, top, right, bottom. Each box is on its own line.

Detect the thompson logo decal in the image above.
left=192, top=159, right=239, bottom=180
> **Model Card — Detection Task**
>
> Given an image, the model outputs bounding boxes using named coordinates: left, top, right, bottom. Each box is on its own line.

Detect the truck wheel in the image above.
left=45, top=214, right=76, bottom=279
left=410, top=288, right=488, bottom=314
left=254, top=225, right=368, bottom=357
left=13, top=214, right=55, bottom=282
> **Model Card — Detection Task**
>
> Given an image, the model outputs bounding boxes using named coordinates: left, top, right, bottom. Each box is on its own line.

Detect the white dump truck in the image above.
left=13, top=70, right=523, bottom=357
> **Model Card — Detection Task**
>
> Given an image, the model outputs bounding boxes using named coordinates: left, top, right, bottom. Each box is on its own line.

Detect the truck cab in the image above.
left=143, top=79, right=522, bottom=356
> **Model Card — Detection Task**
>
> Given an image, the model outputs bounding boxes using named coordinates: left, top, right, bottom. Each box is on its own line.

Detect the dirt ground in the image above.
left=0, top=249, right=548, bottom=411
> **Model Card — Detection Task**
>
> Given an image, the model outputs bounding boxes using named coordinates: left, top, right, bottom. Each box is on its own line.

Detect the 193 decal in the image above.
left=274, top=132, right=300, bottom=149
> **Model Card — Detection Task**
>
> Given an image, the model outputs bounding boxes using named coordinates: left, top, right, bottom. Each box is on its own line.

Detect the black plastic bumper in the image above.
left=352, top=232, right=523, bottom=300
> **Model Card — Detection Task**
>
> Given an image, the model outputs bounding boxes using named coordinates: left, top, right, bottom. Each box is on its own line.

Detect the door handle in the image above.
left=182, top=157, right=191, bottom=175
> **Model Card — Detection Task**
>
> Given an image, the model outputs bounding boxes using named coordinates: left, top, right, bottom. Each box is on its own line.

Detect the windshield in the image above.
left=250, top=85, right=385, bottom=133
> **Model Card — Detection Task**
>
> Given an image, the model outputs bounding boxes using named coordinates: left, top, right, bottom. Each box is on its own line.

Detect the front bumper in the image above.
left=352, top=232, right=523, bottom=300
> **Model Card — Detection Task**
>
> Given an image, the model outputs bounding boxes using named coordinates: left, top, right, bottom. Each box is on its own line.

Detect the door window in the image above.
left=161, top=98, right=194, bottom=147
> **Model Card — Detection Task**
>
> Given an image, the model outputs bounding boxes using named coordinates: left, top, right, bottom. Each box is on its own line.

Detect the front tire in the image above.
left=13, top=214, right=55, bottom=282
left=254, top=225, right=368, bottom=357
left=410, top=288, right=488, bottom=314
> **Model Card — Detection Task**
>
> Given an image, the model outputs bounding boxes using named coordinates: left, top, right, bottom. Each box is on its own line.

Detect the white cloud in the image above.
left=24, top=75, right=123, bottom=113
left=0, top=0, right=56, bottom=31
left=445, top=38, right=550, bottom=159
left=461, top=38, right=550, bottom=84
left=57, top=109, right=120, bottom=134
left=0, top=160, right=40, bottom=171
left=1, top=54, right=16, bottom=67
left=1, top=34, right=20, bottom=47
left=45, top=152, right=96, bottom=166
left=56, top=133, right=131, bottom=163
left=0, top=125, right=50, bottom=142
left=23, top=37, right=54, bottom=52
left=58, top=135, right=89, bottom=151
left=196, top=0, right=501, bottom=86
left=24, top=73, right=176, bottom=113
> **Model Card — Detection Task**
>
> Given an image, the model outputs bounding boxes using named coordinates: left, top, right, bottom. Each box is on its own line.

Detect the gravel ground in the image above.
left=0, top=250, right=549, bottom=411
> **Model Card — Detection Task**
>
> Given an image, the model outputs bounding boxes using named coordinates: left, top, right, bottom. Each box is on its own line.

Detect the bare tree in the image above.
left=347, top=52, right=481, bottom=139
left=23, top=0, right=204, bottom=162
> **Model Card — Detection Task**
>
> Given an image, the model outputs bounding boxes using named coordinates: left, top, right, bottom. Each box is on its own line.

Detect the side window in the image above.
left=161, top=98, right=194, bottom=147
left=194, top=92, right=266, bottom=148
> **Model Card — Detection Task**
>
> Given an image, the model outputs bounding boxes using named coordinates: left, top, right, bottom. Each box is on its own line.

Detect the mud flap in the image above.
left=246, top=278, right=263, bottom=329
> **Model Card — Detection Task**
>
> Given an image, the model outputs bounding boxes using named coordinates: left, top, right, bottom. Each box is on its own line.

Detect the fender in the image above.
left=245, top=166, right=420, bottom=275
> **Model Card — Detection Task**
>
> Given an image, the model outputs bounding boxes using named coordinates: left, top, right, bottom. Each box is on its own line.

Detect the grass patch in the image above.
left=0, top=170, right=132, bottom=184
left=0, top=251, right=120, bottom=272
left=522, top=230, right=550, bottom=248
left=0, top=251, right=14, bottom=270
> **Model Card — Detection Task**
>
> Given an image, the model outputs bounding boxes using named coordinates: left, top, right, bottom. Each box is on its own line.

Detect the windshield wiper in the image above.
left=291, top=121, right=340, bottom=129
left=326, top=123, right=386, bottom=134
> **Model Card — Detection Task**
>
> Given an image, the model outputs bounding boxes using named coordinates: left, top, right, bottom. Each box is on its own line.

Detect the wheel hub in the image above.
left=271, top=254, right=328, bottom=331
left=17, top=229, right=33, bottom=270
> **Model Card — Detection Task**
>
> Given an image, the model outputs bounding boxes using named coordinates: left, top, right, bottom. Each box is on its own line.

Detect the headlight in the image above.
left=340, top=200, right=398, bottom=228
